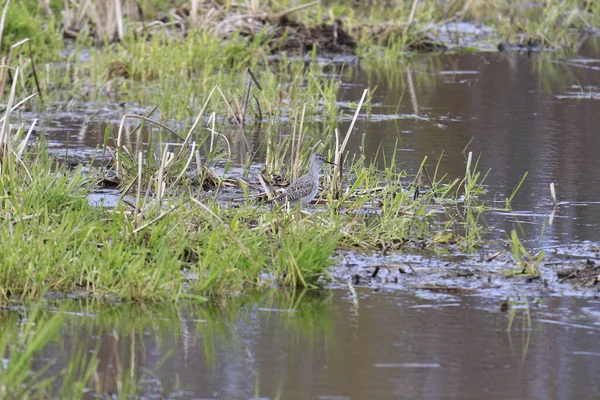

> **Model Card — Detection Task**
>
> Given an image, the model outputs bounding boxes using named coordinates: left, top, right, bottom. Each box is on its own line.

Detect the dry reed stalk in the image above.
left=115, top=0, right=124, bottom=41
left=0, top=66, right=19, bottom=169
left=334, top=126, right=339, bottom=162
left=133, top=151, right=143, bottom=227
left=16, top=118, right=36, bottom=157
left=403, top=0, right=419, bottom=36
left=233, top=97, right=243, bottom=126
left=292, top=103, right=306, bottom=182
left=407, top=70, right=418, bottom=115
left=156, top=145, right=169, bottom=206
left=195, top=150, right=202, bottom=173
left=0, top=0, right=10, bottom=51
left=208, top=111, right=216, bottom=152
left=180, top=86, right=217, bottom=147
left=141, top=168, right=154, bottom=215
left=190, top=0, right=199, bottom=26
left=465, top=151, right=472, bottom=183
left=169, top=141, right=197, bottom=191
left=333, top=88, right=367, bottom=199
left=550, top=183, right=557, bottom=209
left=289, top=107, right=298, bottom=179
left=0, top=57, right=7, bottom=105
left=18, top=54, right=26, bottom=89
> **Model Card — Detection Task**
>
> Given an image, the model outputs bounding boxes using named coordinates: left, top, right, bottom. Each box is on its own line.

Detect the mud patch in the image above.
left=331, top=244, right=600, bottom=297
left=556, top=260, right=600, bottom=288
left=551, top=244, right=600, bottom=289
left=274, top=16, right=356, bottom=54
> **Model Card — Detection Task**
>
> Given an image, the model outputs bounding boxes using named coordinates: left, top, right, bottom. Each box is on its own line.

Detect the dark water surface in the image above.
left=336, top=40, right=600, bottom=248
left=22, top=290, right=600, bottom=399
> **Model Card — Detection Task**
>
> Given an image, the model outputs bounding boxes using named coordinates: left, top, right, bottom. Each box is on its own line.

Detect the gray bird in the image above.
left=272, top=152, right=335, bottom=207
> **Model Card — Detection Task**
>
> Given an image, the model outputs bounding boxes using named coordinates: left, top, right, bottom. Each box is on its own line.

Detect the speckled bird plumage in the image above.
left=273, top=152, right=332, bottom=206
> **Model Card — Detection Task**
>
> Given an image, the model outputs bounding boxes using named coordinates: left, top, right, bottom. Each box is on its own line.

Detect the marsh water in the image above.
left=13, top=291, right=600, bottom=399
left=13, top=39, right=600, bottom=398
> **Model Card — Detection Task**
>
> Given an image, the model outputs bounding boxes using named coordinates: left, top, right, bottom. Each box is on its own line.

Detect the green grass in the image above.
left=0, top=144, right=342, bottom=300
left=0, top=0, right=62, bottom=54
left=0, top=129, right=494, bottom=303
left=6, top=0, right=597, bottom=115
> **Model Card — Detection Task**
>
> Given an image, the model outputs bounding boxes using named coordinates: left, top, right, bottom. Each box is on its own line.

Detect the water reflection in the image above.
left=2, top=290, right=595, bottom=399
left=333, top=39, right=600, bottom=247
left=25, top=291, right=332, bottom=399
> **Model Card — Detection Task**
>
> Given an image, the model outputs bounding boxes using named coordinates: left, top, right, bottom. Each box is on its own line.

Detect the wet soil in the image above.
left=333, top=245, right=600, bottom=298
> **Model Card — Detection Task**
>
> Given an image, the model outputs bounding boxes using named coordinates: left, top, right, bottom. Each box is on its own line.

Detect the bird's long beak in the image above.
left=324, top=159, right=336, bottom=166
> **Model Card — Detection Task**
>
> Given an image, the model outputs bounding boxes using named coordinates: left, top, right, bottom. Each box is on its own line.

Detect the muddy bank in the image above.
left=333, top=244, right=600, bottom=298
left=52, top=1, right=600, bottom=56
left=61, top=1, right=357, bottom=54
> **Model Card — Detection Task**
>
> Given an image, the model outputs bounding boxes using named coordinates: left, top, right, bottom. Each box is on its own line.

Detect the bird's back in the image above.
left=273, top=170, right=318, bottom=206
